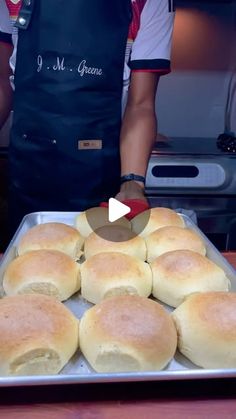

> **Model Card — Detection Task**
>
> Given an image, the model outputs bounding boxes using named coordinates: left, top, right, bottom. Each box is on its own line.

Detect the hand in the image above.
left=115, top=180, right=148, bottom=204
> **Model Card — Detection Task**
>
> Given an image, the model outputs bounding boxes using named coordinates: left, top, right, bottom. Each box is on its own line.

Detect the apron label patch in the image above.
left=78, top=140, right=103, bottom=150
left=37, top=56, right=103, bottom=77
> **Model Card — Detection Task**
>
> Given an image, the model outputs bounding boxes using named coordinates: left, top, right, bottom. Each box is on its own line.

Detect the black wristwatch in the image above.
left=120, top=173, right=146, bottom=185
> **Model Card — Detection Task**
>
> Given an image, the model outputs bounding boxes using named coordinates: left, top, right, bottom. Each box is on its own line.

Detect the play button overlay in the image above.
left=108, top=198, right=131, bottom=222
left=83, top=205, right=131, bottom=241
left=82, top=200, right=151, bottom=243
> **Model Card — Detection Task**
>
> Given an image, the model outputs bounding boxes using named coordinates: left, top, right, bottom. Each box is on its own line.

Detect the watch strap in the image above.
left=120, top=173, right=146, bottom=185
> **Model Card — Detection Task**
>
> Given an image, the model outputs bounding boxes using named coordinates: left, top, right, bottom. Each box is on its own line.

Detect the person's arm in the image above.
left=116, top=71, right=159, bottom=202
left=115, top=0, right=175, bottom=203
left=0, top=40, right=13, bottom=129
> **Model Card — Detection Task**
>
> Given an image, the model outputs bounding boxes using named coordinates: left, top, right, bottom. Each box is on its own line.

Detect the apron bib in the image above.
left=9, top=0, right=131, bottom=226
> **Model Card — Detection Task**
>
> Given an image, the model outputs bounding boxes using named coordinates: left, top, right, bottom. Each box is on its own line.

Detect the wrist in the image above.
left=120, top=180, right=145, bottom=193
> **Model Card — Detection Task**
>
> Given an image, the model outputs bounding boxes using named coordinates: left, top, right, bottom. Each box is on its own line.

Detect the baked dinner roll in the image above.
left=146, top=226, right=206, bottom=262
left=0, top=294, right=79, bottom=376
left=172, top=292, right=236, bottom=369
left=131, top=207, right=185, bottom=238
left=151, top=250, right=230, bottom=308
left=75, top=207, right=131, bottom=237
left=79, top=295, right=177, bottom=372
left=17, top=222, right=84, bottom=259
left=81, top=252, right=152, bottom=304
left=3, top=250, right=81, bottom=301
left=84, top=225, right=146, bottom=261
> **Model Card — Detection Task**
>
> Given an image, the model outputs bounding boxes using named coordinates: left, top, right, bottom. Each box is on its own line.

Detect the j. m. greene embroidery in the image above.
left=37, top=55, right=103, bottom=77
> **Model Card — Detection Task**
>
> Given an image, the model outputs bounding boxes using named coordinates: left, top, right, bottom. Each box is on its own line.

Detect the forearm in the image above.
left=0, top=77, right=12, bottom=129
left=115, top=72, right=158, bottom=202
left=120, top=103, right=157, bottom=177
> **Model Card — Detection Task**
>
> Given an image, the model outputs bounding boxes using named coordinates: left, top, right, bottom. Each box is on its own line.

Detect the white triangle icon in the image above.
left=108, top=198, right=131, bottom=223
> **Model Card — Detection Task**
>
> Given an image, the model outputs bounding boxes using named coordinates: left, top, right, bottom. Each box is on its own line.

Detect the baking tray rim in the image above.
left=1, top=368, right=236, bottom=387
left=0, top=210, right=236, bottom=386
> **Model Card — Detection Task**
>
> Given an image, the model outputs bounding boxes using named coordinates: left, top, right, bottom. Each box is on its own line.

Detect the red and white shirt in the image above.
left=0, top=0, right=175, bottom=87
left=0, top=0, right=20, bottom=41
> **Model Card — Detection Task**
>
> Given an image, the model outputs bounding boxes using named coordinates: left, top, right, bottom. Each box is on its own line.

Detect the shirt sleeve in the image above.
left=130, top=0, right=175, bottom=74
left=0, top=0, right=13, bottom=44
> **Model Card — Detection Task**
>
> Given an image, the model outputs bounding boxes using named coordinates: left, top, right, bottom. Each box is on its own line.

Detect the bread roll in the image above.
left=131, top=207, right=185, bottom=238
left=3, top=250, right=81, bottom=301
left=146, top=226, right=206, bottom=262
left=84, top=225, right=146, bottom=261
left=75, top=207, right=131, bottom=237
left=81, top=252, right=152, bottom=304
left=151, top=250, right=230, bottom=307
left=172, top=292, right=236, bottom=368
left=79, top=295, right=177, bottom=372
left=0, top=294, right=79, bottom=376
left=17, top=222, right=84, bottom=259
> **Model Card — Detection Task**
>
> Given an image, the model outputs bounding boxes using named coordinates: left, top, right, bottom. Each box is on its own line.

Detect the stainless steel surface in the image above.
left=147, top=160, right=227, bottom=189
left=0, top=211, right=236, bottom=387
left=146, top=138, right=236, bottom=194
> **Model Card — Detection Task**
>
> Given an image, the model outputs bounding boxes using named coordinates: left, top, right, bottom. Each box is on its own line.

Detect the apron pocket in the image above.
left=10, top=132, right=60, bottom=200
left=58, top=146, right=104, bottom=203
left=57, top=130, right=121, bottom=205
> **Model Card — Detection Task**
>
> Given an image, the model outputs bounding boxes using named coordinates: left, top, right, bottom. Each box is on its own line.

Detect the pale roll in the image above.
left=3, top=249, right=81, bottom=301
left=84, top=225, right=146, bottom=261
left=146, top=226, right=206, bottom=263
left=79, top=295, right=177, bottom=373
left=0, top=294, right=79, bottom=376
left=17, top=222, right=84, bottom=259
left=75, top=207, right=131, bottom=237
left=81, top=252, right=152, bottom=304
left=151, top=250, right=230, bottom=307
left=172, top=292, right=236, bottom=368
left=131, top=207, right=185, bottom=238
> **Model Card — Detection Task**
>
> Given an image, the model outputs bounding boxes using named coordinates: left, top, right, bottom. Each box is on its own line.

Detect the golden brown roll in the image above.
left=75, top=207, right=131, bottom=237
left=81, top=252, right=152, bottom=304
left=146, top=226, right=206, bottom=262
left=0, top=294, right=79, bottom=376
left=172, top=292, right=236, bottom=369
left=84, top=225, right=146, bottom=261
left=131, top=207, right=185, bottom=238
left=17, top=222, right=84, bottom=259
left=151, top=250, right=230, bottom=307
left=79, top=295, right=177, bottom=373
left=3, top=250, right=81, bottom=301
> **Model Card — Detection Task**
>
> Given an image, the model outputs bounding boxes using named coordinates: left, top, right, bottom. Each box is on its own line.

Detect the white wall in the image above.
left=156, top=1, right=236, bottom=138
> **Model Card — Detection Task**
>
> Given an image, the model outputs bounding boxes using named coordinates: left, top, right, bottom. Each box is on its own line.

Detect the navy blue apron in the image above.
left=9, top=0, right=132, bottom=231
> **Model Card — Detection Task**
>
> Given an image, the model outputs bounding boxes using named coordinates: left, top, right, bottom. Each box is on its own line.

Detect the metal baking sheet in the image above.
left=0, top=211, right=236, bottom=387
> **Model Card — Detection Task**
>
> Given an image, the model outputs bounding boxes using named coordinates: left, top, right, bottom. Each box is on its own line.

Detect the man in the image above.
left=0, top=0, right=175, bottom=231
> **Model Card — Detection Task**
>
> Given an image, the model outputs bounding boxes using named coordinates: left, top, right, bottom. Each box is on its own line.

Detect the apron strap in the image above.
left=15, top=0, right=35, bottom=30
